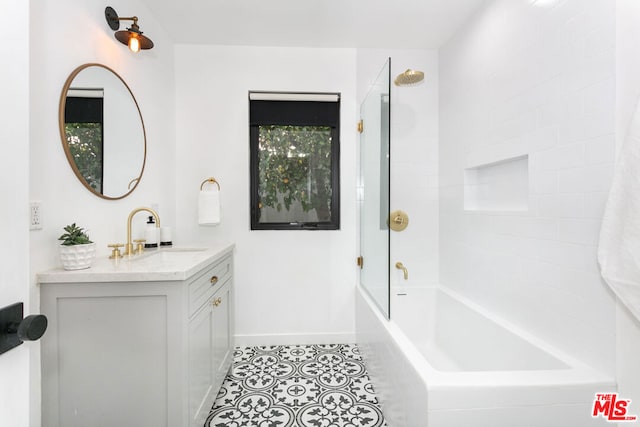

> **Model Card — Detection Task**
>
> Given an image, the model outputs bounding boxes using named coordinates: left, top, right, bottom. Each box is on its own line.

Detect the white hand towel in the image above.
left=198, top=189, right=221, bottom=226
left=598, top=99, right=640, bottom=322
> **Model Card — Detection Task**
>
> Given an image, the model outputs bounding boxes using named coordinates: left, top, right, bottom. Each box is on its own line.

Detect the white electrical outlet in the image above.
left=30, top=201, right=42, bottom=230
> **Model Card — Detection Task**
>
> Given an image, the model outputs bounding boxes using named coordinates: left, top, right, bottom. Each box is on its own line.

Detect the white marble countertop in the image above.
left=38, top=242, right=234, bottom=284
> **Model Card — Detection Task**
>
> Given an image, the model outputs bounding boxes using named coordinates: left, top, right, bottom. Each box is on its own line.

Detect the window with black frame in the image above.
left=249, top=92, right=340, bottom=230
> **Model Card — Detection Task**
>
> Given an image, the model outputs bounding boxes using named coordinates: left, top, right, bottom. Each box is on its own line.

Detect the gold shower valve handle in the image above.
left=389, top=210, right=409, bottom=232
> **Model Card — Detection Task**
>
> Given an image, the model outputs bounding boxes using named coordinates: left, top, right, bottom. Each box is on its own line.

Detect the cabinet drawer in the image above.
left=188, top=255, right=232, bottom=316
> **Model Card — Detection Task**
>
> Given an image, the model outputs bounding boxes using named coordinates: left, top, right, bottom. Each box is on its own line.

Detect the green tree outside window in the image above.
left=257, top=125, right=333, bottom=223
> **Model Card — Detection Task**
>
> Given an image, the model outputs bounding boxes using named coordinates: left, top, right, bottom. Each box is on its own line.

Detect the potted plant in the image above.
left=58, top=223, right=96, bottom=270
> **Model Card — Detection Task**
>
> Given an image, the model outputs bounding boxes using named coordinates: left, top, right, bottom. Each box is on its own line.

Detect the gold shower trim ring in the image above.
left=200, top=177, right=221, bottom=191
left=389, top=210, right=409, bottom=232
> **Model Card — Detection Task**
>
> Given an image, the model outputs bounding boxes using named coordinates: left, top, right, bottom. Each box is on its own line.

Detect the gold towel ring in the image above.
left=200, top=177, right=221, bottom=191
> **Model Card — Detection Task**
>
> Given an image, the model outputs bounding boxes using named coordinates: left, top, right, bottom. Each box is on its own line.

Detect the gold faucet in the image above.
left=125, top=207, right=161, bottom=256
left=395, top=262, right=408, bottom=280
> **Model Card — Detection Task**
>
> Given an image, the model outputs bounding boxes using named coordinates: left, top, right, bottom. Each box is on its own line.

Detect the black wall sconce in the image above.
left=105, top=6, right=154, bottom=53
left=0, top=302, right=48, bottom=355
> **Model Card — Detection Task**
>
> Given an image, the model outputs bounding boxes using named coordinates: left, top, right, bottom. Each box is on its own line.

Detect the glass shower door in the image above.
left=358, top=59, right=391, bottom=318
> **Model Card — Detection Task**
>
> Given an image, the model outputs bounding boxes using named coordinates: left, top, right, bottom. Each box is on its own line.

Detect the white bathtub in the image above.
left=356, top=285, right=616, bottom=427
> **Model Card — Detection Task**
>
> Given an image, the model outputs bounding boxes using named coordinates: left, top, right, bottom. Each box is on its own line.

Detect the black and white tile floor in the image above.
left=205, top=344, right=387, bottom=427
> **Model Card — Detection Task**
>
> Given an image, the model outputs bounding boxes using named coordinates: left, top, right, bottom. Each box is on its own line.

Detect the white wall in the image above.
left=30, top=0, right=177, bottom=264
left=174, top=45, right=358, bottom=344
left=616, top=0, right=640, bottom=417
left=0, top=1, right=30, bottom=426
left=439, top=0, right=616, bottom=376
left=29, top=1, right=176, bottom=425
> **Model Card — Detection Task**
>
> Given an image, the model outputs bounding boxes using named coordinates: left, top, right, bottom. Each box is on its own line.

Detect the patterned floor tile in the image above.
left=205, top=344, right=387, bottom=427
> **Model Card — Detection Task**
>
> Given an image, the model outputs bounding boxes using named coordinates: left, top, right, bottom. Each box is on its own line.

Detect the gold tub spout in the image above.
left=395, top=262, right=408, bottom=280
left=125, top=207, right=160, bottom=256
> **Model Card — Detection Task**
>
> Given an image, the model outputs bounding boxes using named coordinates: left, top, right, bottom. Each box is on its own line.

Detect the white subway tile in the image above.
left=585, top=134, right=615, bottom=165
left=558, top=165, right=612, bottom=193
left=536, top=240, right=591, bottom=270
left=537, top=90, right=588, bottom=128
left=489, top=111, right=537, bottom=144
left=583, top=192, right=609, bottom=219
left=564, top=11, right=597, bottom=44
left=558, top=218, right=602, bottom=245
left=510, top=236, right=540, bottom=259
left=583, top=78, right=615, bottom=118
left=563, top=53, right=615, bottom=94
left=558, top=168, right=586, bottom=193
left=557, top=193, right=586, bottom=218
left=516, top=217, right=558, bottom=240
left=582, top=164, right=615, bottom=192
left=530, top=170, right=558, bottom=194
left=530, top=143, right=585, bottom=171
left=536, top=193, right=585, bottom=218
left=558, top=108, right=615, bottom=145
left=537, top=102, right=564, bottom=129
left=491, top=215, right=517, bottom=235
left=525, top=126, right=558, bottom=151
left=533, top=194, right=557, bottom=217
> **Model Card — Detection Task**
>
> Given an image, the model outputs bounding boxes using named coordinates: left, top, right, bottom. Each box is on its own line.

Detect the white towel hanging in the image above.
left=598, top=98, right=640, bottom=322
left=198, top=178, right=221, bottom=226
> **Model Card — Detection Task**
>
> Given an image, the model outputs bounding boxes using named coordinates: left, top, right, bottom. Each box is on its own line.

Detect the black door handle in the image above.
left=0, top=302, right=48, bottom=355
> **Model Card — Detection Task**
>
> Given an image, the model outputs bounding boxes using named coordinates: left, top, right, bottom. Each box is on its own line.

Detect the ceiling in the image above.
left=139, top=0, right=488, bottom=49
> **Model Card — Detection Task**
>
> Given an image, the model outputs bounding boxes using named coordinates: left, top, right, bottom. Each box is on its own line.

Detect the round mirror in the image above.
left=58, top=63, right=146, bottom=200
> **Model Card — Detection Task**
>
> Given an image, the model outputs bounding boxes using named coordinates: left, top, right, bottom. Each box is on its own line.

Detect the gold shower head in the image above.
left=394, top=69, right=425, bottom=86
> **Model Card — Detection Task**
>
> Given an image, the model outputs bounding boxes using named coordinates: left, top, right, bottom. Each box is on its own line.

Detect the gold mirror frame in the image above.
left=58, top=63, right=147, bottom=200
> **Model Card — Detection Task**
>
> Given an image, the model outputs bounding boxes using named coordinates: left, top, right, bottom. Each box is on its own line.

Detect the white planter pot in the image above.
left=59, top=242, right=96, bottom=270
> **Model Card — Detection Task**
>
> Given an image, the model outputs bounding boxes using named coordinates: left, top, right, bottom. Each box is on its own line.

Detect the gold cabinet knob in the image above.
left=210, top=276, right=219, bottom=284
left=108, top=243, right=124, bottom=260
left=212, top=297, right=222, bottom=307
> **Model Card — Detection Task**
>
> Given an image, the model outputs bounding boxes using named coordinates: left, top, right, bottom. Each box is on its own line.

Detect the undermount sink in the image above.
left=124, top=247, right=209, bottom=263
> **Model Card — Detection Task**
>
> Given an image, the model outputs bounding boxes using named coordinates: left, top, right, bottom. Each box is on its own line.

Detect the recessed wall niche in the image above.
left=464, top=155, right=529, bottom=212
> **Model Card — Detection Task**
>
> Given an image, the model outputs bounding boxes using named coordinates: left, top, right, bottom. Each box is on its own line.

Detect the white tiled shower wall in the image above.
left=439, top=0, right=616, bottom=375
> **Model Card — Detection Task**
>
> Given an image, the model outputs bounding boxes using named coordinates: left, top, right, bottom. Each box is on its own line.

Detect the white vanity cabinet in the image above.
left=188, top=259, right=234, bottom=426
left=38, top=245, right=234, bottom=427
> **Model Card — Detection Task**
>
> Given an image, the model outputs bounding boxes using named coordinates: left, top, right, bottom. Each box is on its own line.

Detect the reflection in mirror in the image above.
left=59, top=64, right=146, bottom=200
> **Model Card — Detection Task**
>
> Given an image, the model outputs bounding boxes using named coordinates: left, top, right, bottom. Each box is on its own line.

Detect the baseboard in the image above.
left=234, top=332, right=356, bottom=347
